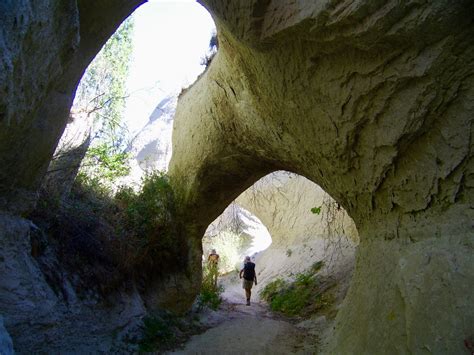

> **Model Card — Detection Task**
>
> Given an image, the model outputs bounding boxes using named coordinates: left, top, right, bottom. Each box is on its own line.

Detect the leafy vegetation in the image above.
left=310, top=206, right=322, bottom=215
left=197, top=263, right=224, bottom=310
left=200, top=31, right=218, bottom=68
left=115, top=172, right=183, bottom=275
left=73, top=17, right=134, bottom=189
left=138, top=315, right=176, bottom=353
left=80, top=143, right=131, bottom=186
left=30, top=171, right=182, bottom=297
left=134, top=309, right=206, bottom=354
left=260, top=261, right=333, bottom=317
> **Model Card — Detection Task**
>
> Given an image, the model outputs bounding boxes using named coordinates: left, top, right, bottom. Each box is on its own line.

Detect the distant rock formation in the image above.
left=237, top=172, right=358, bottom=287
left=127, top=95, right=177, bottom=176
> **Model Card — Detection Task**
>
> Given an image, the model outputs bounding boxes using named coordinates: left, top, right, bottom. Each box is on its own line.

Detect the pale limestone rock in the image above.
left=169, top=1, right=474, bottom=353
left=236, top=172, right=358, bottom=287
left=0, top=0, right=472, bottom=353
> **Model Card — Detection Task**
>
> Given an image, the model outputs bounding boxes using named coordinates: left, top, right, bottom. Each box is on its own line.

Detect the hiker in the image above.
left=207, top=249, right=220, bottom=286
left=239, top=256, right=257, bottom=306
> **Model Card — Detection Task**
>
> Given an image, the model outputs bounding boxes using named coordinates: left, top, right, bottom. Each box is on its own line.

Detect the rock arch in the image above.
left=0, top=1, right=472, bottom=353
left=168, top=1, right=474, bottom=353
left=0, top=0, right=145, bottom=212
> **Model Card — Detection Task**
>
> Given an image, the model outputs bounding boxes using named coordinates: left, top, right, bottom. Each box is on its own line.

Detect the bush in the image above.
left=198, top=264, right=224, bottom=310
left=260, top=261, right=334, bottom=317
left=30, top=175, right=126, bottom=297
left=114, top=171, right=185, bottom=279
left=259, top=278, right=287, bottom=301
left=30, top=170, right=183, bottom=297
left=138, top=315, right=175, bottom=353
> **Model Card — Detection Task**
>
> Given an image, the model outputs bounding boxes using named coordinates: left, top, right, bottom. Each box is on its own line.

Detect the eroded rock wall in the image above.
left=169, top=1, right=474, bottom=353
left=0, top=316, right=13, bottom=355
left=236, top=172, right=357, bottom=287
left=0, top=214, right=146, bottom=353
left=0, top=0, right=472, bottom=353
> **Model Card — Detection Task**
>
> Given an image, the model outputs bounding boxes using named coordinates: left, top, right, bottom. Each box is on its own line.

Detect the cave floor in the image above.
left=167, top=274, right=320, bottom=354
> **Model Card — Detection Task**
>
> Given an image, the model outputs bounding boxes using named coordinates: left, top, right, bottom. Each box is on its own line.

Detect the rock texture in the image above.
left=0, top=213, right=146, bottom=353
left=0, top=316, right=14, bottom=355
left=236, top=172, right=357, bottom=287
left=127, top=94, right=177, bottom=181
left=0, top=0, right=473, bottom=353
left=0, top=0, right=145, bottom=213
left=168, top=1, right=474, bottom=353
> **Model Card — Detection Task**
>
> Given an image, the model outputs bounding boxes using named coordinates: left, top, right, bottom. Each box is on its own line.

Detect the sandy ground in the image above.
left=167, top=274, right=320, bottom=355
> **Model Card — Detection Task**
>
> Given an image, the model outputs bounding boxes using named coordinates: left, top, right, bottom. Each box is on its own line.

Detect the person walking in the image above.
left=207, top=249, right=220, bottom=287
left=239, top=256, right=257, bottom=306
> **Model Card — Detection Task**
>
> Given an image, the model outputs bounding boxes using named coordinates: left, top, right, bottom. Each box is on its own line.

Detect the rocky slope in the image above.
left=127, top=95, right=177, bottom=176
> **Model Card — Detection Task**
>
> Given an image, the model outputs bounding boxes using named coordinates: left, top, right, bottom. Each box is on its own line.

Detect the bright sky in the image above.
left=124, top=0, right=215, bottom=134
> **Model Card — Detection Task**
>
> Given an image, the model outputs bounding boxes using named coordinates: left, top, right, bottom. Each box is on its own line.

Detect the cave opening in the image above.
left=52, top=0, right=217, bottom=193
left=202, top=170, right=359, bottom=307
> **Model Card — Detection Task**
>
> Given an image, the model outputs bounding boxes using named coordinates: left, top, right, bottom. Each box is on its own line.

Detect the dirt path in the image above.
left=167, top=275, right=319, bottom=354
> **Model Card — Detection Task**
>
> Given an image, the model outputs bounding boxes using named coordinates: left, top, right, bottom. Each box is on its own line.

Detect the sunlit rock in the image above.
left=169, top=1, right=474, bottom=353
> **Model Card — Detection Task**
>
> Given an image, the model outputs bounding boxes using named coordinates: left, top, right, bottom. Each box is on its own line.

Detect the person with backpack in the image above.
left=207, top=249, right=220, bottom=287
left=239, top=256, right=257, bottom=306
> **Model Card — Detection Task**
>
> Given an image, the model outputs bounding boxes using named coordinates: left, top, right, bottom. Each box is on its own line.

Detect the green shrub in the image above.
left=260, top=261, right=334, bottom=317
left=138, top=315, right=175, bottom=353
left=198, top=264, right=224, bottom=310
left=260, top=278, right=287, bottom=301
left=114, top=171, right=184, bottom=276
left=311, top=260, right=324, bottom=273
left=30, top=170, right=182, bottom=297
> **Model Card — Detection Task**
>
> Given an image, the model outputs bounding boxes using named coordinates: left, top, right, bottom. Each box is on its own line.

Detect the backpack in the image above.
left=243, top=262, right=255, bottom=280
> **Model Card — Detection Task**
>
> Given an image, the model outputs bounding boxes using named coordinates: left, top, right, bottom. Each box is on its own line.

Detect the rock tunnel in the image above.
left=0, top=0, right=473, bottom=353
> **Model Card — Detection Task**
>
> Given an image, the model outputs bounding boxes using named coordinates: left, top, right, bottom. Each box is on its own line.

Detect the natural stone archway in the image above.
left=0, top=0, right=145, bottom=213
left=235, top=172, right=358, bottom=285
left=0, top=0, right=472, bottom=352
left=168, top=1, right=474, bottom=353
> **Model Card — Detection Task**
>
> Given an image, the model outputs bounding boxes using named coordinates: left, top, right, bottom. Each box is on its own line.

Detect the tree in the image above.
left=44, top=17, right=135, bottom=197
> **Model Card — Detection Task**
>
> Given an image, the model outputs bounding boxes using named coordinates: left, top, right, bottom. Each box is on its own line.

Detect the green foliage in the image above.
left=202, top=230, right=252, bottom=274
left=81, top=143, right=131, bottom=187
left=31, top=170, right=181, bottom=297
left=75, top=18, right=134, bottom=188
left=311, top=260, right=324, bottom=273
left=198, top=264, right=224, bottom=310
left=138, top=315, right=175, bottom=353
left=30, top=176, right=125, bottom=297
left=115, top=171, right=182, bottom=274
left=259, top=278, right=287, bottom=301
left=75, top=18, right=133, bottom=134
left=260, top=261, right=334, bottom=317
left=311, top=206, right=322, bottom=215
left=286, top=248, right=293, bottom=257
